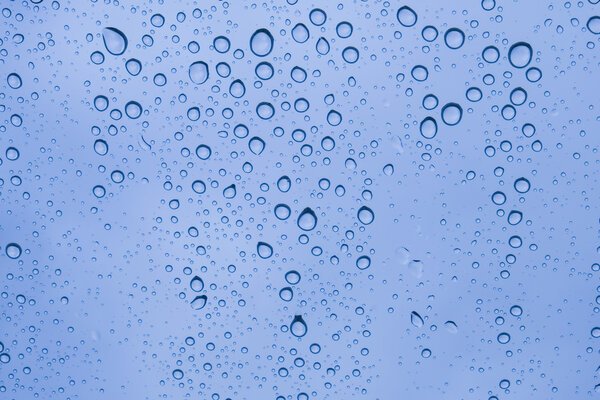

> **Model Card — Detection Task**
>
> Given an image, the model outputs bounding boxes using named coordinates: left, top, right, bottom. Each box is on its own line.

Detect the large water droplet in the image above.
left=508, top=42, right=532, bottom=68
left=514, top=177, right=530, bottom=193
left=587, top=16, right=600, bottom=34
left=102, top=27, right=128, bottom=56
left=249, top=137, right=265, bottom=155
left=250, top=29, right=274, bottom=56
left=441, top=103, right=463, bottom=126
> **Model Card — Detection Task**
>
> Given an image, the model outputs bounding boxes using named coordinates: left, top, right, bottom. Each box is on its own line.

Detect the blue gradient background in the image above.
left=1, top=0, right=599, bottom=399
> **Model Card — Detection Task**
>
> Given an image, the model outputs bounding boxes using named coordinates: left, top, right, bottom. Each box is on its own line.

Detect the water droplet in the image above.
left=444, top=321, right=458, bottom=333
left=279, top=287, right=293, bottom=301
left=292, top=23, right=310, bottom=43
left=274, top=204, right=291, bottom=220
left=587, top=16, right=600, bottom=34
left=497, top=332, right=511, bottom=344
left=444, top=28, right=465, bottom=49
left=195, top=144, right=212, bottom=160
left=5, top=243, right=22, bottom=259
left=420, top=117, right=438, bottom=139
left=189, top=61, right=209, bottom=84
left=410, top=311, right=424, bottom=327
left=190, top=276, right=204, bottom=292
left=441, top=103, right=463, bottom=125
left=250, top=29, right=274, bottom=56
left=257, top=242, right=273, bottom=259
left=94, top=139, right=108, bottom=156
left=514, top=178, right=530, bottom=193
left=125, top=101, right=142, bottom=119
left=7, top=73, right=22, bottom=89
left=229, top=79, right=246, bottom=98
left=342, top=47, right=359, bottom=63
left=356, top=255, right=371, bottom=270
left=297, top=208, right=317, bottom=231
left=357, top=206, right=375, bottom=225
left=508, top=42, right=532, bottom=68
left=249, top=137, right=265, bottom=155
left=285, top=270, right=301, bottom=285
left=509, top=305, right=523, bottom=316
left=192, top=180, right=206, bottom=194
left=396, top=6, right=417, bottom=27
left=125, top=58, right=142, bottom=76
left=190, top=295, right=207, bottom=310
left=290, top=315, right=307, bottom=337
left=102, top=27, right=128, bottom=56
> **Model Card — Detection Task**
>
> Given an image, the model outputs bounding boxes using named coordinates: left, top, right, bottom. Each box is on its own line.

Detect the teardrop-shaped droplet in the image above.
left=250, top=28, right=274, bottom=57
left=297, top=207, right=317, bottom=231
left=410, top=311, right=424, bottom=328
left=277, top=176, right=292, bottom=192
left=190, top=276, right=204, bottom=292
left=189, top=61, right=209, bottom=84
left=223, top=184, right=236, bottom=199
left=249, top=137, right=265, bottom=155
left=257, top=242, right=273, bottom=259
left=190, top=295, right=207, bottom=310
left=102, top=27, right=128, bottom=56
left=290, top=315, right=308, bottom=337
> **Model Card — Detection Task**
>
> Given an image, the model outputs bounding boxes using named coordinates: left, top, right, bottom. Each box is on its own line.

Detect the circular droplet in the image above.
left=466, top=87, right=483, bottom=102
left=342, top=47, right=359, bottom=63
left=189, top=61, right=209, bottom=84
left=510, top=305, right=523, bottom=316
left=497, top=332, right=511, bottom=344
left=514, top=178, right=530, bottom=193
left=94, top=95, right=109, bottom=112
left=441, top=103, right=463, bottom=126
left=396, top=6, right=417, bottom=27
left=482, top=46, right=500, bottom=63
left=279, top=287, right=293, bottom=301
left=422, top=25, right=438, bottom=41
left=275, top=204, right=291, bottom=220
left=256, top=102, right=275, bottom=120
left=94, top=139, right=108, bottom=156
left=125, top=101, right=142, bottom=119
left=192, top=180, right=206, bottom=194
left=195, top=144, right=212, bottom=160
left=587, top=16, right=600, bottom=34
left=507, top=210, right=523, bottom=225
left=213, top=36, right=230, bottom=53
left=309, top=8, right=327, bottom=26
left=508, top=42, right=532, bottom=68
left=336, top=21, right=353, bottom=38
left=250, top=29, right=274, bottom=57
left=444, top=28, right=465, bottom=49
left=357, top=206, right=374, bottom=225
left=5, top=243, right=22, bottom=259
left=285, top=270, right=301, bottom=285
left=292, top=23, right=310, bottom=43
left=7, top=73, right=22, bottom=89
left=411, top=65, right=428, bottom=81
left=277, top=176, right=291, bottom=192
left=492, top=191, right=506, bottom=205
left=255, top=62, right=274, bottom=80
left=102, top=27, right=128, bottom=56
